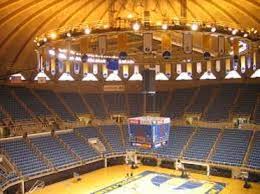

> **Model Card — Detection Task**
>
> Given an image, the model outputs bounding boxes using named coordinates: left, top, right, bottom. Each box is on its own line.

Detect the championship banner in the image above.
left=183, top=32, right=193, bottom=54
left=165, top=63, right=171, bottom=77
left=216, top=60, right=221, bottom=72
left=202, top=34, right=211, bottom=51
left=134, top=65, right=139, bottom=74
left=187, top=63, right=192, bottom=74
left=36, top=51, right=41, bottom=71
left=143, top=32, right=153, bottom=53
left=83, top=63, right=89, bottom=74
left=98, top=35, right=107, bottom=54
left=240, top=55, right=246, bottom=73
left=155, top=65, right=160, bottom=74
left=93, top=64, right=98, bottom=75
left=58, top=60, right=64, bottom=73
left=161, top=33, right=171, bottom=52
left=102, top=64, right=108, bottom=78
left=176, top=64, right=182, bottom=74
left=65, top=60, right=71, bottom=73
left=196, top=62, right=202, bottom=74
left=247, top=55, right=251, bottom=69
left=74, top=62, right=80, bottom=74
left=225, top=58, right=231, bottom=72
left=45, top=60, right=50, bottom=72
left=123, top=64, right=129, bottom=78
left=253, top=51, right=257, bottom=70
left=117, top=34, right=128, bottom=52
left=51, top=58, right=56, bottom=75
left=206, top=61, right=212, bottom=72
left=218, top=36, right=225, bottom=56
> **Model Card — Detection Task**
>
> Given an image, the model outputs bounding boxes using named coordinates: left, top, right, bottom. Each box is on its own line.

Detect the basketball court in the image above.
left=31, top=165, right=260, bottom=194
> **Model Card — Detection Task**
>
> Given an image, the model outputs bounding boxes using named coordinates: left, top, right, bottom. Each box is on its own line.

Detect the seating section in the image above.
left=58, top=132, right=99, bottom=161
left=187, top=86, right=213, bottom=113
left=59, top=92, right=89, bottom=115
left=183, top=128, right=220, bottom=161
left=211, top=129, right=252, bottom=166
left=156, top=126, right=194, bottom=159
left=163, top=89, right=194, bottom=118
left=0, top=139, right=48, bottom=176
left=0, top=110, right=6, bottom=123
left=233, top=85, right=259, bottom=115
left=0, top=87, right=31, bottom=121
left=35, top=89, right=75, bottom=121
left=104, top=93, right=126, bottom=114
left=13, top=87, right=50, bottom=117
left=30, top=136, right=77, bottom=168
left=75, top=126, right=110, bottom=151
left=84, top=94, right=107, bottom=119
left=146, top=92, right=168, bottom=113
left=101, top=125, right=125, bottom=153
left=127, top=93, right=144, bottom=117
left=254, top=99, right=260, bottom=124
left=0, top=169, right=17, bottom=188
left=247, top=131, right=260, bottom=169
left=205, top=84, right=239, bottom=121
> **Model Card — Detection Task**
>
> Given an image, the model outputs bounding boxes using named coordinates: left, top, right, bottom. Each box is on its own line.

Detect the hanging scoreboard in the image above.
left=128, top=116, right=171, bottom=149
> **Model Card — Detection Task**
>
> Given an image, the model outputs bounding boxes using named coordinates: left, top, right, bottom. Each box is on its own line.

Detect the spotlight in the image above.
left=66, top=32, right=71, bottom=37
left=243, top=33, right=248, bottom=38
left=254, top=30, right=258, bottom=34
left=211, top=27, right=216, bottom=33
left=232, top=29, right=238, bottom=35
left=84, top=28, right=91, bottom=34
left=132, top=22, right=140, bottom=31
left=50, top=32, right=57, bottom=40
left=36, top=42, right=40, bottom=47
left=43, top=37, right=48, bottom=42
left=161, top=23, right=168, bottom=30
left=127, top=13, right=133, bottom=19
left=191, top=23, right=199, bottom=31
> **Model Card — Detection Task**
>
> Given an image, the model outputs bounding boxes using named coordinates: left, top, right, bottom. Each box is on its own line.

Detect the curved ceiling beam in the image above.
left=58, top=0, right=97, bottom=28
left=190, top=0, right=216, bottom=22
left=0, top=0, right=46, bottom=27
left=222, top=0, right=260, bottom=24
left=165, top=0, right=178, bottom=16
left=245, top=0, right=260, bottom=7
left=0, top=0, right=63, bottom=50
left=0, top=0, right=22, bottom=9
left=81, top=0, right=107, bottom=23
left=10, top=0, right=82, bottom=67
left=205, top=0, right=240, bottom=25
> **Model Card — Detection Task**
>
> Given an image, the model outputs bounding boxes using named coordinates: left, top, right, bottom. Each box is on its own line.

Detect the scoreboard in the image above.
left=128, top=116, right=171, bottom=149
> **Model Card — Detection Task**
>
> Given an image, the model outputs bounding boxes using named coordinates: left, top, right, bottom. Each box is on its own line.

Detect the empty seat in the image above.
left=30, top=135, right=77, bottom=168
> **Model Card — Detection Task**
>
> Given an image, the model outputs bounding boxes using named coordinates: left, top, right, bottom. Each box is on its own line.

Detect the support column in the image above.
left=21, top=180, right=25, bottom=194
left=104, top=157, right=108, bottom=168
left=207, top=165, right=210, bottom=176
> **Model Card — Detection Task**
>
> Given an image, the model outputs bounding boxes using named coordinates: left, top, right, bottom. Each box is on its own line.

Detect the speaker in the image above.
left=142, top=69, right=155, bottom=93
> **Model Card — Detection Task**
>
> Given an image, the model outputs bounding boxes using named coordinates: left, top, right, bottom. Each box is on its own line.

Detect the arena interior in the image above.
left=0, top=0, right=260, bottom=193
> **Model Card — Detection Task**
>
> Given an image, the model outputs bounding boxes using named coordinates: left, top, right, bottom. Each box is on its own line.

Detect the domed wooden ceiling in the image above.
left=0, top=0, right=259, bottom=74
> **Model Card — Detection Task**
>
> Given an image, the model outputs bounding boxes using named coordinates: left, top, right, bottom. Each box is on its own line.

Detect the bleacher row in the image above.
left=0, top=84, right=260, bottom=124
left=1, top=125, right=260, bottom=187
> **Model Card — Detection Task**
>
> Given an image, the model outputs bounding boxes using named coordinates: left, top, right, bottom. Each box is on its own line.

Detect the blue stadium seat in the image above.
left=0, top=139, right=49, bottom=176
left=183, top=128, right=220, bottom=161
left=30, top=135, right=77, bottom=169
left=211, top=129, right=252, bottom=166
left=247, top=131, right=260, bottom=169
